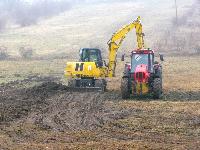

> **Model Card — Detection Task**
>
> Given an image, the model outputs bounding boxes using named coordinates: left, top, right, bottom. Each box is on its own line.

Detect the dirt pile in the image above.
left=25, top=90, right=106, bottom=131
left=0, top=80, right=127, bottom=131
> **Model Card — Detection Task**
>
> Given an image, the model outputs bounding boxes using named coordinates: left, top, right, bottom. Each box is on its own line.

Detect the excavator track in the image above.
left=67, top=78, right=106, bottom=92
left=65, top=87, right=103, bottom=92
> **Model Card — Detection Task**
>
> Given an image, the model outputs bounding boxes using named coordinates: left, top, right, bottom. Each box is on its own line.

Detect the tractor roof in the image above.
left=132, top=49, right=154, bottom=54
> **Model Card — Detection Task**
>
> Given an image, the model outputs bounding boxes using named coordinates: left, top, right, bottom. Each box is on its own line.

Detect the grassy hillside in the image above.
left=0, top=0, right=196, bottom=57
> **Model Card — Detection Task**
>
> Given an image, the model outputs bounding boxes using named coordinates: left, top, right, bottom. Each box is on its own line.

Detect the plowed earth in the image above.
left=0, top=76, right=200, bottom=149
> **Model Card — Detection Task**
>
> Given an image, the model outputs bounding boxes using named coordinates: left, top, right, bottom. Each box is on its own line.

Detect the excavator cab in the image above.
left=65, top=48, right=107, bottom=91
left=80, top=48, right=103, bottom=67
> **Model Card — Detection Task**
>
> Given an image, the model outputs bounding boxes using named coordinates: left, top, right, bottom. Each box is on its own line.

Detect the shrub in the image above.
left=0, top=46, right=9, bottom=60
left=195, top=46, right=200, bottom=54
left=19, top=47, right=35, bottom=59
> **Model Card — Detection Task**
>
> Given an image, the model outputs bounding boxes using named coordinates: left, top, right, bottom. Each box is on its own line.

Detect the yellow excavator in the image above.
left=64, top=16, right=144, bottom=91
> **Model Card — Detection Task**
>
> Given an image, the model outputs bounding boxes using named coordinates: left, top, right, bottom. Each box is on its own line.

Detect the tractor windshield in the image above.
left=131, top=54, right=153, bottom=72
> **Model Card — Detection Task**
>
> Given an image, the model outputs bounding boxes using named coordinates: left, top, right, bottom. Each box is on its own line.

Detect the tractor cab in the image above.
left=131, top=50, right=154, bottom=73
left=80, top=48, right=103, bottom=67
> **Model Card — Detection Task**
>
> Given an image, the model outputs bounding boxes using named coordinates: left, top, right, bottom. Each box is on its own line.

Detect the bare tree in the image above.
left=174, top=0, right=178, bottom=25
left=19, top=46, right=35, bottom=59
left=0, top=46, right=9, bottom=60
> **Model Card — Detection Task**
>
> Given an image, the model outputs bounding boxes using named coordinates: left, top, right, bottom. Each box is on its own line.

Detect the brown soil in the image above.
left=0, top=77, right=200, bottom=149
left=0, top=77, right=128, bottom=131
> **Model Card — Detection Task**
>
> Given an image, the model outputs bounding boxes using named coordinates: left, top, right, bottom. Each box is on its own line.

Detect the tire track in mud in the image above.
left=0, top=80, right=122, bottom=131
left=0, top=79, right=200, bottom=132
left=17, top=91, right=123, bottom=131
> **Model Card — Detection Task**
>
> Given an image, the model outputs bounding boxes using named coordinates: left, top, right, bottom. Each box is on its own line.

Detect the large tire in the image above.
left=68, top=79, right=76, bottom=87
left=121, top=78, right=130, bottom=99
left=152, top=78, right=162, bottom=99
left=95, top=79, right=106, bottom=92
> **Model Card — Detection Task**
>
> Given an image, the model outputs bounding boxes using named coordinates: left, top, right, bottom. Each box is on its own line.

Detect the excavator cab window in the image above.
left=80, top=49, right=103, bottom=67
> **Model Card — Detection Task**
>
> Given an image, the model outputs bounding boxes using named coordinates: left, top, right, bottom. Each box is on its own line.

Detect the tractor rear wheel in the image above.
left=121, top=78, right=130, bottom=99
left=152, top=78, right=162, bottom=99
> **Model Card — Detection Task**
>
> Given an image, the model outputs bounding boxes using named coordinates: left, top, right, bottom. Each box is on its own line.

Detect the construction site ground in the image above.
left=0, top=56, right=200, bottom=150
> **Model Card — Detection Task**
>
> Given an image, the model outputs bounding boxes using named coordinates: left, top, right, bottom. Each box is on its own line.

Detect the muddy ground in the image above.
left=0, top=76, right=200, bottom=149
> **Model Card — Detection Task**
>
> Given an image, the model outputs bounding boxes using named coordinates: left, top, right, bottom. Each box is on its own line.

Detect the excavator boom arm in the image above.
left=107, top=16, right=145, bottom=77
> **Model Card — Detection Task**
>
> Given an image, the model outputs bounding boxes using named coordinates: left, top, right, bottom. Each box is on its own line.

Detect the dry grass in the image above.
left=163, top=56, right=200, bottom=91
left=0, top=55, right=199, bottom=89
left=0, top=59, right=68, bottom=84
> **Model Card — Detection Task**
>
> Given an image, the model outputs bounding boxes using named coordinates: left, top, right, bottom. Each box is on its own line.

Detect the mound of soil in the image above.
left=0, top=79, right=127, bottom=131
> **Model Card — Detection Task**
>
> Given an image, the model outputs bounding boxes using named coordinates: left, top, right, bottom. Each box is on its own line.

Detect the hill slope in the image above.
left=0, top=0, right=197, bottom=57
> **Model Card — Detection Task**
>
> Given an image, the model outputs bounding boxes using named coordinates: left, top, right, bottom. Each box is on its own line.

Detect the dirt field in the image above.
left=0, top=0, right=199, bottom=149
left=0, top=56, right=200, bottom=150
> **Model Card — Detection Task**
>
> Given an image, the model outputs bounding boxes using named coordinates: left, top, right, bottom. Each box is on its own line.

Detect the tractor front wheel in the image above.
left=121, top=78, right=130, bottom=99
left=152, top=78, right=162, bottom=99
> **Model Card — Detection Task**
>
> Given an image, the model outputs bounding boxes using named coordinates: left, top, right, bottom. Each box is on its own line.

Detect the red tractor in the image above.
left=121, top=49, right=164, bottom=99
